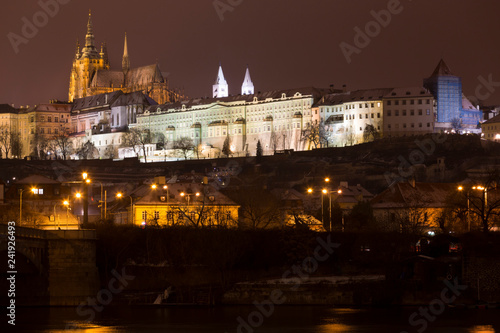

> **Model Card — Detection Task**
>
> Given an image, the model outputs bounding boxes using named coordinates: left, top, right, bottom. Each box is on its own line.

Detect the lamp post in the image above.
left=458, top=186, right=471, bottom=232
left=82, top=172, right=90, bottom=227
left=63, top=200, right=69, bottom=229
left=19, top=187, right=36, bottom=226
left=117, top=192, right=134, bottom=224
left=180, top=191, right=200, bottom=206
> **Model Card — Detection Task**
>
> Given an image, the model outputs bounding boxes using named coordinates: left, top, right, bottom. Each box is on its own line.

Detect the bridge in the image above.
left=0, top=224, right=99, bottom=306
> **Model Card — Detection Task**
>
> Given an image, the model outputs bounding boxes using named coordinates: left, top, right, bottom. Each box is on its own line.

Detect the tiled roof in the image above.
left=133, top=182, right=238, bottom=206
left=113, top=91, right=158, bottom=107
left=32, top=103, right=72, bottom=112
left=314, top=88, right=393, bottom=106
left=71, top=90, right=124, bottom=112
left=146, top=86, right=329, bottom=113
left=0, top=104, right=18, bottom=114
left=385, top=87, right=433, bottom=98
left=125, top=64, right=164, bottom=86
left=90, top=70, right=124, bottom=88
left=15, top=174, right=59, bottom=185
left=483, top=113, right=500, bottom=125
left=371, top=182, right=457, bottom=209
left=429, top=59, right=454, bottom=77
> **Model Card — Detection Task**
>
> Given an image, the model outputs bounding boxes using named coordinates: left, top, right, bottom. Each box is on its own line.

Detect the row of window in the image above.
left=386, top=99, right=431, bottom=106
left=142, top=210, right=232, bottom=221
left=387, top=109, right=431, bottom=116
left=387, top=123, right=432, bottom=129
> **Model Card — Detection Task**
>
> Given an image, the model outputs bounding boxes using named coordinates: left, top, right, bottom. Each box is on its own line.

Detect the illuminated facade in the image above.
left=136, top=87, right=329, bottom=156
left=131, top=182, right=240, bottom=228
left=423, top=59, right=482, bottom=131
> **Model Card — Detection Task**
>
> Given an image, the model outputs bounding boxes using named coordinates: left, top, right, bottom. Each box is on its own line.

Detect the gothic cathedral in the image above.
left=68, top=11, right=183, bottom=104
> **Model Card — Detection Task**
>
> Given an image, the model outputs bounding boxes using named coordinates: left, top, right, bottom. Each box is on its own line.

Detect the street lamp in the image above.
left=63, top=200, right=70, bottom=229
left=19, top=187, right=37, bottom=226
left=458, top=185, right=471, bottom=232
left=180, top=191, right=200, bottom=205
left=116, top=192, right=134, bottom=224
left=82, top=172, right=89, bottom=226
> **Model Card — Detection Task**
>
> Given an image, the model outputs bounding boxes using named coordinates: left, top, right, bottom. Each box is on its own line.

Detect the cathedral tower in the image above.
left=241, top=65, right=254, bottom=95
left=68, top=10, right=109, bottom=102
left=213, top=64, right=229, bottom=98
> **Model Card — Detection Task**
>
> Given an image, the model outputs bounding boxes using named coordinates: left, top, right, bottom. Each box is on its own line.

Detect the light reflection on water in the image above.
left=15, top=306, right=500, bottom=333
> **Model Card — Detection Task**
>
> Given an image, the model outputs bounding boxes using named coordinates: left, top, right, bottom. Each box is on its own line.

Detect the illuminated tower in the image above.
left=241, top=65, right=254, bottom=95
left=122, top=33, right=130, bottom=77
left=213, top=64, right=229, bottom=98
left=68, top=10, right=109, bottom=102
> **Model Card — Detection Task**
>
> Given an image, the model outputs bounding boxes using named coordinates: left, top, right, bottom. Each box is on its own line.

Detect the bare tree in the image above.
left=174, top=136, right=195, bottom=160
left=77, top=140, right=98, bottom=159
left=31, top=132, right=49, bottom=159
left=301, top=121, right=329, bottom=149
left=122, top=127, right=152, bottom=162
left=0, top=125, right=13, bottom=158
left=50, top=128, right=73, bottom=160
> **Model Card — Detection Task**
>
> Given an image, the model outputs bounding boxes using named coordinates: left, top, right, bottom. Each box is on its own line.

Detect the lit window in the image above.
left=142, top=211, right=147, bottom=220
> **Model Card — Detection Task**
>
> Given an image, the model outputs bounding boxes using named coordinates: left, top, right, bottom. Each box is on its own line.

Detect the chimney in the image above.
left=409, top=177, right=416, bottom=188
left=342, top=84, right=347, bottom=93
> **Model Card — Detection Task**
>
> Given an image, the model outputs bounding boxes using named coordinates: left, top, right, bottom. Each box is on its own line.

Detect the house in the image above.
left=128, top=182, right=240, bottom=228
left=371, top=181, right=458, bottom=233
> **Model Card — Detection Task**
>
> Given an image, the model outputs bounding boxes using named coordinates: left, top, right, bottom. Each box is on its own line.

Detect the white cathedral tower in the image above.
left=241, top=66, right=254, bottom=95
left=213, top=64, right=229, bottom=98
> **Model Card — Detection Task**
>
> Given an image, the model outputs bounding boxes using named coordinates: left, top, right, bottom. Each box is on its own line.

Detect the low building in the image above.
left=481, top=114, right=500, bottom=141
left=371, top=181, right=457, bottom=233
left=130, top=182, right=240, bottom=228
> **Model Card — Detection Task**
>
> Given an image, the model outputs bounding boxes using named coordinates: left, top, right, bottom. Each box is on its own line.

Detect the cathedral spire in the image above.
left=241, top=65, right=254, bottom=95
left=213, top=63, right=228, bottom=98
left=85, top=10, right=95, bottom=48
left=100, top=42, right=109, bottom=65
left=75, top=38, right=81, bottom=59
left=122, top=33, right=130, bottom=76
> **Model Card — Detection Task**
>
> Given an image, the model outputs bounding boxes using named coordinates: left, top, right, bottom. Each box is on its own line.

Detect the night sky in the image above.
left=1, top=0, right=500, bottom=106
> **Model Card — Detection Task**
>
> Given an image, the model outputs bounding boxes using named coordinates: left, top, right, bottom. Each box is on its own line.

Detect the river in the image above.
left=13, top=306, right=500, bottom=332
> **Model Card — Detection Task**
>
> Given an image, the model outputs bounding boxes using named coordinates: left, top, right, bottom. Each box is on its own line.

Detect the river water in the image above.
left=13, top=306, right=500, bottom=332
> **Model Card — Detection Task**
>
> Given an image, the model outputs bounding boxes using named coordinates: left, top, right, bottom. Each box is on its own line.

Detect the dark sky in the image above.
left=1, top=0, right=500, bottom=106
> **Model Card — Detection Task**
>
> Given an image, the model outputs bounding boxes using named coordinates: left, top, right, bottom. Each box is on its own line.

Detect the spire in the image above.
left=213, top=63, right=228, bottom=98
left=85, top=10, right=95, bottom=48
left=81, top=10, right=98, bottom=58
left=430, top=59, right=454, bottom=77
left=241, top=65, right=254, bottom=95
left=75, top=39, right=81, bottom=59
left=122, top=33, right=130, bottom=75
left=100, top=42, right=108, bottom=65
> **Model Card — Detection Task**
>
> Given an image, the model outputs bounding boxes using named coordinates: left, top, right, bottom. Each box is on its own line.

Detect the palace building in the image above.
left=68, top=11, right=183, bottom=104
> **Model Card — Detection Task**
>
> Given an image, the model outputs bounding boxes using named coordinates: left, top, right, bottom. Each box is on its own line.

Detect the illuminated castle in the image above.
left=68, top=11, right=183, bottom=104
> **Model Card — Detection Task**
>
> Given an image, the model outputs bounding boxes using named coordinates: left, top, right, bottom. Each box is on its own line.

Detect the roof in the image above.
left=125, top=64, right=164, bottom=86
left=31, top=103, right=72, bottom=113
left=336, top=184, right=374, bottom=204
left=71, top=90, right=124, bottom=112
left=0, top=104, right=18, bottom=114
left=314, top=88, right=393, bottom=106
left=429, top=59, right=455, bottom=77
left=90, top=70, right=124, bottom=88
left=483, top=113, right=500, bottom=125
left=384, top=87, right=434, bottom=99
left=113, top=91, right=158, bottom=107
left=133, top=182, right=239, bottom=206
left=371, top=182, right=457, bottom=209
left=145, top=86, right=330, bottom=113
left=15, top=174, right=60, bottom=185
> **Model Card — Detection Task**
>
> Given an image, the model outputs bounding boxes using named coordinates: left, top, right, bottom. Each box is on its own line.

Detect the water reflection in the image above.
left=469, top=325, right=496, bottom=333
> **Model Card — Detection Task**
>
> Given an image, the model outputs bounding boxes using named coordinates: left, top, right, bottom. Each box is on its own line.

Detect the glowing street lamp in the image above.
left=116, top=192, right=134, bottom=224
left=63, top=200, right=70, bottom=229
left=19, top=187, right=37, bottom=226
